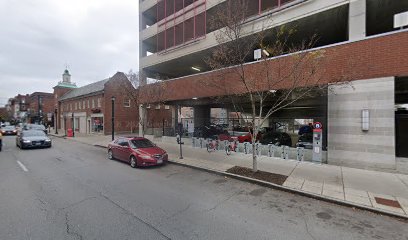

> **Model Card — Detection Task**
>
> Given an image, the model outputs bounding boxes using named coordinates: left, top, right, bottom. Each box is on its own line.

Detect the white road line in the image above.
left=17, top=161, right=28, bottom=172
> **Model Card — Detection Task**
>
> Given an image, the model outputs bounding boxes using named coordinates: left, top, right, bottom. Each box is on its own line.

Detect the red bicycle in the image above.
left=206, top=139, right=219, bottom=152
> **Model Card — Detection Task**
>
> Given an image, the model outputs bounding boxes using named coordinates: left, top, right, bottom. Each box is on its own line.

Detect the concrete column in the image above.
left=327, top=77, right=395, bottom=170
left=139, top=104, right=146, bottom=136
left=194, top=106, right=211, bottom=127
left=349, top=0, right=366, bottom=41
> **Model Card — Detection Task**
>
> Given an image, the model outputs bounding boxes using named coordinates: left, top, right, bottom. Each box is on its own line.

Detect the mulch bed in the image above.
left=226, top=166, right=288, bottom=185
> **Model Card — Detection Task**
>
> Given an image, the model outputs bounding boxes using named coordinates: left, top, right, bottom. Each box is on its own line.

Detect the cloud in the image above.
left=0, top=0, right=139, bottom=106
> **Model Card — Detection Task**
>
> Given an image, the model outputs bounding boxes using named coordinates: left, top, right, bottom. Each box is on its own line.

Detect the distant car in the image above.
left=193, top=125, right=226, bottom=140
left=16, top=130, right=52, bottom=149
left=1, top=125, right=17, bottom=135
left=259, top=132, right=292, bottom=147
left=108, top=137, right=168, bottom=168
left=296, top=133, right=313, bottom=149
left=24, top=124, right=47, bottom=134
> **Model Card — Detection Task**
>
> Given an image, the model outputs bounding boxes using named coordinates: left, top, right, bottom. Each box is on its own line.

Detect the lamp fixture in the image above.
left=262, top=49, right=270, bottom=57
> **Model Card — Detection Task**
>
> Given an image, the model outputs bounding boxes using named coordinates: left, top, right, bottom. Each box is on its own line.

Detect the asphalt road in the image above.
left=0, top=136, right=407, bottom=240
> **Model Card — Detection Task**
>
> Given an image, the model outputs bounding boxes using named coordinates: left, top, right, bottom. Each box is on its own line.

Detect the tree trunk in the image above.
left=252, top=143, right=257, bottom=172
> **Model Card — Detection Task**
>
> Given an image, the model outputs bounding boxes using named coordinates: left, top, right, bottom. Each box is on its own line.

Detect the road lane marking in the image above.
left=17, top=161, right=28, bottom=172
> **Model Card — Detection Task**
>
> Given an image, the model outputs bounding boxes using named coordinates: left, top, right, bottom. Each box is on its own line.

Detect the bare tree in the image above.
left=122, top=70, right=169, bottom=137
left=205, top=0, right=343, bottom=172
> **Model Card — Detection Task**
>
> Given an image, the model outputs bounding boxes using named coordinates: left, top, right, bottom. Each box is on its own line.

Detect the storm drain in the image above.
left=374, top=197, right=402, bottom=209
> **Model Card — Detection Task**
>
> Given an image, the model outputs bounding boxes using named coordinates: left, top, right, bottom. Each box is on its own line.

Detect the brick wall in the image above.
left=104, top=72, right=139, bottom=135
left=139, top=31, right=408, bottom=103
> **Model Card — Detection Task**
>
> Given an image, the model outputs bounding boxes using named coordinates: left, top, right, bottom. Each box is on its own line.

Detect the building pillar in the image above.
left=138, top=104, right=146, bottom=136
left=327, top=77, right=395, bottom=170
left=349, top=0, right=366, bottom=41
left=193, top=106, right=211, bottom=128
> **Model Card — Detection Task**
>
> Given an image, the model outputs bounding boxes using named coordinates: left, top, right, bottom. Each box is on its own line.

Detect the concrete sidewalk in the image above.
left=50, top=132, right=408, bottom=219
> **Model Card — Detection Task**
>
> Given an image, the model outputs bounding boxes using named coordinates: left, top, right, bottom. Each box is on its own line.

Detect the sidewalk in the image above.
left=50, top=132, right=408, bottom=219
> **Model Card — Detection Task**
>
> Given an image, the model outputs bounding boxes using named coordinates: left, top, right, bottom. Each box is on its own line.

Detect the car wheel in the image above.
left=130, top=156, right=137, bottom=168
left=108, top=149, right=114, bottom=160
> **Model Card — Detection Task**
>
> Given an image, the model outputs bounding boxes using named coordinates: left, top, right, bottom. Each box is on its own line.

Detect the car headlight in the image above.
left=45, top=139, right=51, bottom=142
left=23, top=140, right=31, bottom=143
left=140, top=155, right=152, bottom=160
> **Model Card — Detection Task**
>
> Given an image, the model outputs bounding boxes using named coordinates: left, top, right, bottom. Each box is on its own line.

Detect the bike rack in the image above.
left=267, top=144, right=276, bottom=157
left=255, top=143, right=262, bottom=156
left=243, top=142, right=249, bottom=154
left=281, top=146, right=290, bottom=159
left=296, top=147, right=305, bottom=161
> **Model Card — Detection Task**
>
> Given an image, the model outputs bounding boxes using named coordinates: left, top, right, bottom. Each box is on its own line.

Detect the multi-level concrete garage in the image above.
left=138, top=0, right=408, bottom=171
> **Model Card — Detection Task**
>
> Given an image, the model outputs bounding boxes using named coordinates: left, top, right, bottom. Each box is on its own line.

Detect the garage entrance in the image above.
left=395, top=77, right=408, bottom=157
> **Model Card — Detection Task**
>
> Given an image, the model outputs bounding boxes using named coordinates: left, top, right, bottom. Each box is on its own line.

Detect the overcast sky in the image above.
left=0, top=0, right=139, bottom=106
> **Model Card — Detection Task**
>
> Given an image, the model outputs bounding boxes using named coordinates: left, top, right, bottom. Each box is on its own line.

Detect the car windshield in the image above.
left=23, top=131, right=46, bottom=137
left=3, top=126, right=15, bottom=130
left=130, top=139, right=155, bottom=148
left=30, top=125, right=46, bottom=130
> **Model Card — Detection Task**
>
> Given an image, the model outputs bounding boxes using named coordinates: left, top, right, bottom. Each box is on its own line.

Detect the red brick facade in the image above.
left=139, top=31, right=408, bottom=103
left=28, top=92, right=54, bottom=125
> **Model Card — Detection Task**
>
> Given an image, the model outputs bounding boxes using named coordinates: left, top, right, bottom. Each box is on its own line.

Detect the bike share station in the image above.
left=172, top=92, right=328, bottom=163
left=189, top=121, right=326, bottom=163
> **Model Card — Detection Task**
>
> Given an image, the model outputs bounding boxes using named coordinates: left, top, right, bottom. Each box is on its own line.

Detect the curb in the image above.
left=168, top=160, right=408, bottom=221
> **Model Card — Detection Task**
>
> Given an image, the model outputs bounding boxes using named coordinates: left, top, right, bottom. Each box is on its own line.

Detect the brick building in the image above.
left=139, top=0, right=408, bottom=171
left=54, top=71, right=173, bottom=135
left=27, top=92, right=54, bottom=125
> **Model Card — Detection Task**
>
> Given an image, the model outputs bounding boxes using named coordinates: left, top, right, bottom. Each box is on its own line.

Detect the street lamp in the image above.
left=111, top=96, right=115, bottom=141
left=54, top=108, right=58, bottom=134
left=71, top=112, right=75, bottom=137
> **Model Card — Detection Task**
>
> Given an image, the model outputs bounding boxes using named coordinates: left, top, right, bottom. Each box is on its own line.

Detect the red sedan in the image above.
left=108, top=137, right=168, bottom=168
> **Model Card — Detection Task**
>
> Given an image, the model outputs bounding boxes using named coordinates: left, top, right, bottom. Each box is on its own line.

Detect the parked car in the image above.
left=259, top=132, right=292, bottom=146
left=16, top=130, right=52, bottom=149
left=23, top=124, right=47, bottom=134
left=108, top=137, right=168, bottom=168
left=193, top=125, right=225, bottom=140
left=1, top=125, right=17, bottom=135
left=296, top=132, right=313, bottom=149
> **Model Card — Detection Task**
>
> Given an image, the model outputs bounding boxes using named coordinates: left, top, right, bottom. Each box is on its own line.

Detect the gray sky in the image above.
left=0, top=0, right=139, bottom=106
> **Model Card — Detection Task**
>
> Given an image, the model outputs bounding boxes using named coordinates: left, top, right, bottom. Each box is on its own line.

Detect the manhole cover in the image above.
left=374, top=197, right=402, bottom=208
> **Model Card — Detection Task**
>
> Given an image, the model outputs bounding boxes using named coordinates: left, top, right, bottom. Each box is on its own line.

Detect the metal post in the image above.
left=54, top=108, right=58, bottom=134
left=64, top=116, right=67, bottom=136
left=71, top=112, right=75, bottom=137
left=111, top=96, right=115, bottom=141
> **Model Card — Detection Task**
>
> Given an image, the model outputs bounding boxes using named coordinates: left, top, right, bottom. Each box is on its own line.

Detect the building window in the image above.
left=123, top=98, right=130, bottom=108
left=78, top=101, right=81, bottom=110
left=97, top=98, right=101, bottom=108
left=87, top=100, right=90, bottom=109
left=70, top=104, right=72, bottom=111
left=75, top=102, right=78, bottom=110
left=165, top=105, right=170, bottom=110
left=83, top=101, right=85, bottom=109
left=92, top=99, right=95, bottom=108
left=155, top=104, right=161, bottom=110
